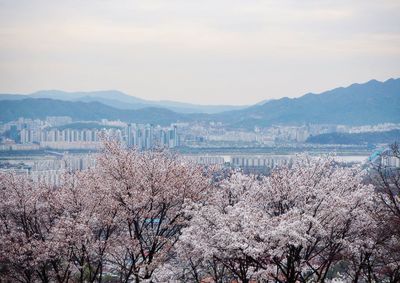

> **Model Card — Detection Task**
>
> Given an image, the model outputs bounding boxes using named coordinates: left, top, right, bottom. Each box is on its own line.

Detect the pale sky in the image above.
left=0, top=0, right=399, bottom=105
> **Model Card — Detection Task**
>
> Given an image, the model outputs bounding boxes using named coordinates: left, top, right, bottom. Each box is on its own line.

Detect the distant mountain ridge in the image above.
left=0, top=90, right=247, bottom=114
left=213, top=78, right=400, bottom=128
left=0, top=78, right=399, bottom=127
left=0, top=98, right=190, bottom=125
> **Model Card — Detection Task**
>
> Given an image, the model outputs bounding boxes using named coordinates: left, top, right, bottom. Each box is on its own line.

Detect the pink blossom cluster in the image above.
left=0, top=142, right=399, bottom=283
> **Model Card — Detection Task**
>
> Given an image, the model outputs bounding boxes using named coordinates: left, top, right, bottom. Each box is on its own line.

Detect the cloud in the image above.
left=0, top=0, right=399, bottom=104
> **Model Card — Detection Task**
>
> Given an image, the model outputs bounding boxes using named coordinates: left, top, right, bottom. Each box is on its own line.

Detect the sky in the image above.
left=0, top=0, right=399, bottom=105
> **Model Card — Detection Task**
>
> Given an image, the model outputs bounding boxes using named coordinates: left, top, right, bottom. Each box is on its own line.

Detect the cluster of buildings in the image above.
left=29, top=154, right=97, bottom=185
left=178, top=123, right=341, bottom=146
left=1, top=153, right=293, bottom=185
left=18, top=127, right=122, bottom=150
left=369, top=148, right=400, bottom=168
left=344, top=123, right=400, bottom=134
left=126, top=123, right=179, bottom=149
left=183, top=154, right=292, bottom=174
left=0, top=154, right=97, bottom=186
left=2, top=117, right=399, bottom=151
left=179, top=122, right=400, bottom=147
left=382, top=155, right=400, bottom=167
left=231, top=155, right=291, bottom=169
left=0, top=117, right=179, bottom=150
left=1, top=116, right=72, bottom=132
left=2, top=148, right=399, bottom=186
left=1, top=116, right=398, bottom=186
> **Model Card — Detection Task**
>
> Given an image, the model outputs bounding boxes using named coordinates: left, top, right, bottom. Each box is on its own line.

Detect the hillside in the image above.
left=1, top=78, right=399, bottom=127
left=0, top=98, right=188, bottom=125
left=215, top=78, right=400, bottom=128
left=306, top=130, right=400, bottom=145
left=0, top=90, right=246, bottom=114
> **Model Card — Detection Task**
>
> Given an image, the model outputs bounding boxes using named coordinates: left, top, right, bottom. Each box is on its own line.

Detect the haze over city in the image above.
left=1, top=0, right=400, bottom=104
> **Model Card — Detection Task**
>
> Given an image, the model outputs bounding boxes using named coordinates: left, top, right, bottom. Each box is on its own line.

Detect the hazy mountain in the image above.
left=0, top=94, right=29, bottom=100
left=214, top=78, right=400, bottom=128
left=0, top=90, right=246, bottom=114
left=254, top=99, right=272, bottom=105
left=0, top=98, right=189, bottom=125
left=0, top=78, right=399, bottom=127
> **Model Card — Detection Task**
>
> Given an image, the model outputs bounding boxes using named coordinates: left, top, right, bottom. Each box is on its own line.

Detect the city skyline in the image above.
left=1, top=0, right=400, bottom=105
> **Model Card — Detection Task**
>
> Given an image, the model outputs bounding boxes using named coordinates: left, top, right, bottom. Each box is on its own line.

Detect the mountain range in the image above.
left=0, top=78, right=399, bottom=128
left=213, top=78, right=400, bottom=128
left=0, top=90, right=246, bottom=114
left=0, top=99, right=190, bottom=126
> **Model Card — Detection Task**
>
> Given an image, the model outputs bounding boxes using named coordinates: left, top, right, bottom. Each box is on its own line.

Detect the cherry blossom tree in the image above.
left=256, top=157, right=374, bottom=282
left=55, top=170, right=120, bottom=283
left=0, top=173, right=72, bottom=283
left=361, top=143, right=400, bottom=283
left=92, top=141, right=213, bottom=282
left=0, top=141, right=213, bottom=283
left=179, top=156, right=375, bottom=283
left=1, top=142, right=397, bottom=283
